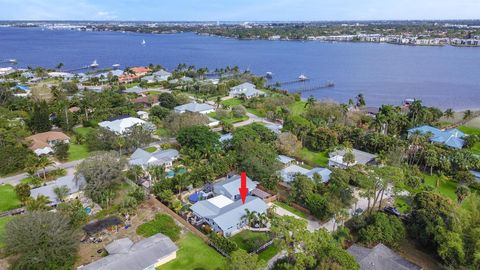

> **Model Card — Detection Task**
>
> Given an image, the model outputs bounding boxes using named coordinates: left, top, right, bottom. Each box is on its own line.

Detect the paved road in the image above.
left=0, top=159, right=83, bottom=186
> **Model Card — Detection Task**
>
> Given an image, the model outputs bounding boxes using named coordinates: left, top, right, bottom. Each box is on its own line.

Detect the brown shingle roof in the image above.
left=26, top=131, right=70, bottom=150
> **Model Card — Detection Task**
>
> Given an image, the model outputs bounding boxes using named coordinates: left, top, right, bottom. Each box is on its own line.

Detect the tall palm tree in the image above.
left=38, top=156, right=54, bottom=180
left=463, top=110, right=473, bottom=121
left=26, top=195, right=51, bottom=211
left=444, top=108, right=454, bottom=120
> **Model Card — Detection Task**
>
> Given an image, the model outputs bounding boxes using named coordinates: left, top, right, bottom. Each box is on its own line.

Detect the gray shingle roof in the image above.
left=79, top=233, right=178, bottom=270
left=330, top=149, right=377, bottom=165
left=174, top=102, right=215, bottom=113
left=129, top=148, right=179, bottom=167
left=347, top=244, right=422, bottom=270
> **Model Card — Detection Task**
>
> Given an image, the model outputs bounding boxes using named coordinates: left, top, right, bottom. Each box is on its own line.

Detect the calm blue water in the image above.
left=1, top=27, right=479, bottom=110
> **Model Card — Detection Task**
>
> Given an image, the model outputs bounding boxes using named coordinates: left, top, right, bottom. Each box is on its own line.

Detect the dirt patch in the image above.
left=75, top=197, right=182, bottom=268
left=397, top=239, right=442, bottom=270
left=465, top=116, right=480, bottom=128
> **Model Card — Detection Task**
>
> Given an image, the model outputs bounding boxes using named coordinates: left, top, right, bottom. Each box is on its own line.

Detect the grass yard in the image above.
left=230, top=230, right=271, bottom=252
left=458, top=125, right=480, bottom=135
left=145, top=146, right=158, bottom=153
left=158, top=233, right=227, bottom=270
left=288, top=101, right=307, bottom=116
left=0, top=216, right=13, bottom=248
left=0, top=185, right=21, bottom=212
left=274, top=201, right=307, bottom=219
left=137, top=214, right=180, bottom=241
left=295, top=148, right=329, bottom=167
left=74, top=127, right=95, bottom=137
left=68, top=144, right=90, bottom=161
left=221, top=98, right=242, bottom=107
left=208, top=112, right=249, bottom=124
left=258, top=244, right=280, bottom=262
left=422, top=173, right=458, bottom=201
left=394, top=196, right=411, bottom=214
left=156, top=127, right=169, bottom=137
left=246, top=108, right=266, bottom=117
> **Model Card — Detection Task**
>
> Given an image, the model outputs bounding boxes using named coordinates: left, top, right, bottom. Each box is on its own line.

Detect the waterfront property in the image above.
left=408, top=125, right=465, bottom=149
left=328, top=149, right=377, bottom=169
left=229, top=82, right=265, bottom=99
left=173, top=102, right=215, bottom=114
left=30, top=175, right=86, bottom=205
left=78, top=233, right=178, bottom=270
left=190, top=195, right=268, bottom=236
left=347, top=243, right=422, bottom=270
left=129, top=148, right=179, bottom=169
left=26, top=131, right=70, bottom=156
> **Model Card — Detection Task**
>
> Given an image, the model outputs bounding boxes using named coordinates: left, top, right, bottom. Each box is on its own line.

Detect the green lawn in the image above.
left=274, top=201, right=307, bottom=219
left=158, top=233, right=227, bottom=270
left=74, top=127, right=95, bottom=137
left=288, top=101, right=307, bottom=116
left=394, top=196, right=411, bottom=214
left=422, top=173, right=458, bottom=201
left=156, top=127, right=169, bottom=137
left=258, top=244, right=280, bottom=262
left=221, top=98, right=242, bottom=107
left=208, top=112, right=249, bottom=124
left=68, top=144, right=90, bottom=161
left=145, top=146, right=157, bottom=153
left=458, top=126, right=480, bottom=135
left=246, top=108, right=266, bottom=117
left=0, top=185, right=21, bottom=212
left=230, top=230, right=271, bottom=252
left=137, top=214, right=180, bottom=241
left=295, top=148, right=329, bottom=167
left=0, top=216, right=13, bottom=248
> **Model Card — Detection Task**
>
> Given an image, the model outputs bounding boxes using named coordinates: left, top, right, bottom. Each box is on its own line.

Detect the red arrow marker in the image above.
left=239, top=172, right=248, bottom=204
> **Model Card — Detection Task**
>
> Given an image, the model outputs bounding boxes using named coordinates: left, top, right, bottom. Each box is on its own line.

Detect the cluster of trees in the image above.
left=271, top=215, right=359, bottom=270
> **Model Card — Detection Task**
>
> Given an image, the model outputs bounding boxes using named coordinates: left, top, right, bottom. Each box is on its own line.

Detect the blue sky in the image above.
left=0, top=0, right=478, bottom=21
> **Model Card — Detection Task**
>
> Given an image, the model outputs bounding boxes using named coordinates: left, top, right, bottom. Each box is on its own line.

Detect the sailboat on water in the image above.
left=89, top=60, right=99, bottom=68
left=141, top=39, right=146, bottom=45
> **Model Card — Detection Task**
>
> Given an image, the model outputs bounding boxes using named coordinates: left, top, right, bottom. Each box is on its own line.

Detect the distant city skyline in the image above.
left=0, top=0, right=479, bottom=21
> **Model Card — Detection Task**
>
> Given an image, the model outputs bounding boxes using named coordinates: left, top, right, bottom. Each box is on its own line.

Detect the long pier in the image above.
left=293, top=81, right=335, bottom=93
left=267, top=78, right=310, bottom=87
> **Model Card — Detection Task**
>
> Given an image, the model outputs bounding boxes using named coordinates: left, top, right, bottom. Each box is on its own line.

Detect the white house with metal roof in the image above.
left=78, top=233, right=178, bottom=270
left=152, top=70, right=172, bottom=81
left=229, top=82, right=265, bottom=99
left=98, top=117, right=149, bottom=135
left=213, top=174, right=258, bottom=201
left=328, top=149, right=377, bottom=169
left=190, top=195, right=268, bottom=236
left=278, top=164, right=332, bottom=184
left=129, top=148, right=179, bottom=169
left=174, top=102, right=215, bottom=114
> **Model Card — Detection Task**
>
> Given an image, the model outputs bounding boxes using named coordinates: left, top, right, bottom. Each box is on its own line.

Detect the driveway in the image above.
left=271, top=203, right=321, bottom=232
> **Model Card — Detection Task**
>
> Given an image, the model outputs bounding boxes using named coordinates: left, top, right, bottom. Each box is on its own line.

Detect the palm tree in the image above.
left=38, top=155, right=54, bottom=180
left=53, top=185, right=70, bottom=202
left=444, top=108, right=454, bottom=120
left=56, top=62, right=64, bottom=70
left=305, top=95, right=316, bottom=108
left=242, top=209, right=257, bottom=227
left=355, top=93, right=366, bottom=108
left=215, top=96, right=222, bottom=109
left=148, top=165, right=166, bottom=184
left=25, top=155, right=42, bottom=178
left=26, top=195, right=51, bottom=211
left=463, top=110, right=473, bottom=121
left=129, top=165, right=144, bottom=182
left=456, top=185, right=470, bottom=203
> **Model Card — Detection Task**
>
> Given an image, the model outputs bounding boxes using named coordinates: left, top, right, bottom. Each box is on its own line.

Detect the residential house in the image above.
left=277, top=155, right=296, bottom=166
left=14, top=84, right=31, bottom=97
left=174, top=102, right=215, bottom=114
left=129, top=148, right=179, bottom=169
left=213, top=174, right=258, bottom=201
left=78, top=233, right=178, bottom=270
left=208, top=117, right=220, bottom=127
left=48, top=72, right=75, bottom=81
left=264, top=123, right=283, bottom=134
left=26, top=131, right=70, bottom=155
left=141, top=75, right=156, bottom=84
left=129, top=67, right=151, bottom=77
left=30, top=175, right=86, bottom=205
left=123, top=86, right=145, bottom=94
left=408, top=125, right=465, bottom=149
left=98, top=117, right=149, bottom=135
left=190, top=195, right=268, bottom=236
left=328, top=149, right=377, bottom=169
left=278, top=164, right=332, bottom=184
left=347, top=244, right=422, bottom=270
left=152, top=70, right=172, bottom=81
left=229, top=82, right=265, bottom=99
left=133, top=96, right=159, bottom=108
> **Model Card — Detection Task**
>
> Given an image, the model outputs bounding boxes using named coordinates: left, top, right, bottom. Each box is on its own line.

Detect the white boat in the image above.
left=299, top=74, right=308, bottom=81
left=8, top=59, right=17, bottom=64
left=112, top=64, right=121, bottom=69
left=141, top=39, right=146, bottom=45
left=89, top=60, right=99, bottom=68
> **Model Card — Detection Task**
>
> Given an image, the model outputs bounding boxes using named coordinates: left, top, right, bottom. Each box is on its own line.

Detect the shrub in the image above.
left=209, top=233, right=239, bottom=255
left=358, top=213, right=405, bottom=248
left=136, top=214, right=180, bottom=241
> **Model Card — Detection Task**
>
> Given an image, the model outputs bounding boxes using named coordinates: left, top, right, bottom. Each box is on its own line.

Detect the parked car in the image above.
left=383, top=206, right=401, bottom=217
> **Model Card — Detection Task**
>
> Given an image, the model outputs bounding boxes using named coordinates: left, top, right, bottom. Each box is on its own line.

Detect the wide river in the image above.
left=1, top=27, right=479, bottom=110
